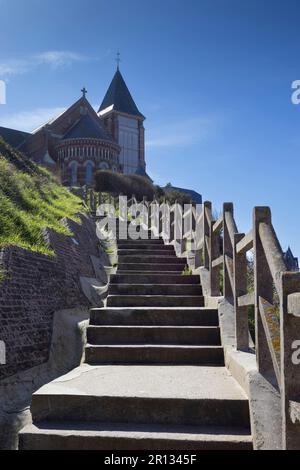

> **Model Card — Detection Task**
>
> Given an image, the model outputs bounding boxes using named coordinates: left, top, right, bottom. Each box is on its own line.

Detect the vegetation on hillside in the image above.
left=95, top=170, right=156, bottom=200
left=0, top=138, right=83, bottom=255
left=95, top=170, right=193, bottom=204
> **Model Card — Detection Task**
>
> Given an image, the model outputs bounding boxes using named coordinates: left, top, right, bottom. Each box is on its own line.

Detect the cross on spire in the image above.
left=116, top=51, right=121, bottom=70
left=81, top=87, right=87, bottom=98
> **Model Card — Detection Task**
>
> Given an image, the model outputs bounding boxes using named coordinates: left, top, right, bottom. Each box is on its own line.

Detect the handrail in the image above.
left=213, top=215, right=223, bottom=233
left=236, top=230, right=253, bottom=254
left=259, top=221, right=287, bottom=293
left=258, top=296, right=281, bottom=385
left=224, top=208, right=238, bottom=246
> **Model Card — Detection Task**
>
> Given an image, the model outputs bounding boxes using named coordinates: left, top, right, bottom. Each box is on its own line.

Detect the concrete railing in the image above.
left=137, top=197, right=299, bottom=450
left=171, top=200, right=300, bottom=450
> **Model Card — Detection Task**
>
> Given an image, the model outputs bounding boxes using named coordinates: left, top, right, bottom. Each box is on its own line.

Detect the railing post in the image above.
left=209, top=219, right=221, bottom=296
left=280, top=272, right=300, bottom=449
left=223, top=203, right=235, bottom=302
left=253, top=207, right=275, bottom=377
left=162, top=200, right=171, bottom=242
left=234, top=232, right=249, bottom=350
left=203, top=201, right=212, bottom=270
left=151, top=197, right=159, bottom=238
left=169, top=203, right=175, bottom=245
left=174, top=202, right=184, bottom=256
left=194, top=204, right=203, bottom=269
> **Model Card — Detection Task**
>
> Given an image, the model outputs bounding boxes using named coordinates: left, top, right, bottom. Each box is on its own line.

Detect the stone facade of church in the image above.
left=0, top=68, right=149, bottom=186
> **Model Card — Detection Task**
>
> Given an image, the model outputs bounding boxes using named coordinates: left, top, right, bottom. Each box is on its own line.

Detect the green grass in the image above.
left=182, top=265, right=193, bottom=275
left=105, top=247, right=115, bottom=255
left=0, top=138, right=84, bottom=255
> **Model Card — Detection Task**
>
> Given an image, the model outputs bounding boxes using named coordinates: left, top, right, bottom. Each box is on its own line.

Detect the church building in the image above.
left=0, top=66, right=148, bottom=186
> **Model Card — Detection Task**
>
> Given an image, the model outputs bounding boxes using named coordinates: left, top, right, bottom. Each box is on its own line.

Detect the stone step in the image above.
left=116, top=229, right=155, bottom=236
left=117, top=263, right=187, bottom=272
left=108, top=284, right=202, bottom=296
left=117, top=270, right=188, bottom=275
left=25, top=366, right=248, bottom=427
left=85, top=344, right=224, bottom=365
left=19, top=422, right=253, bottom=450
left=90, top=307, right=219, bottom=326
left=117, top=239, right=164, bottom=245
left=118, top=244, right=174, bottom=251
left=106, top=295, right=204, bottom=307
left=118, top=255, right=185, bottom=264
left=110, top=274, right=200, bottom=285
left=118, top=249, right=175, bottom=256
left=87, top=325, right=221, bottom=345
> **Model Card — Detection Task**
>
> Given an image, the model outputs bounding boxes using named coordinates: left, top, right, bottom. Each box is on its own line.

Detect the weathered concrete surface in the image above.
left=87, top=325, right=220, bottom=345
left=90, top=255, right=108, bottom=284
left=110, top=273, right=200, bottom=284
left=26, top=364, right=250, bottom=429
left=106, top=295, right=204, bottom=308
left=118, top=263, right=186, bottom=272
left=108, top=284, right=202, bottom=296
left=85, top=344, right=224, bottom=365
left=20, top=422, right=253, bottom=450
left=199, top=267, right=211, bottom=297
left=218, top=299, right=282, bottom=450
left=29, top=364, right=249, bottom=400
left=19, top=231, right=254, bottom=450
left=0, top=308, right=89, bottom=450
left=80, top=277, right=108, bottom=307
left=90, top=307, right=219, bottom=326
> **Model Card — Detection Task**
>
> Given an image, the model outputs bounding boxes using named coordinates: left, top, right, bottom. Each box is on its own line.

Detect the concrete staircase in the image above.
left=19, top=233, right=253, bottom=450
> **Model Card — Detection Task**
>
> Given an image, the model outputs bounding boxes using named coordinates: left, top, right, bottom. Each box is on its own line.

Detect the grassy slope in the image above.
left=0, top=138, right=84, bottom=255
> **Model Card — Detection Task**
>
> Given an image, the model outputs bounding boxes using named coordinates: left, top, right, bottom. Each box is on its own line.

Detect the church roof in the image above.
left=0, top=126, right=30, bottom=148
left=98, top=69, right=145, bottom=119
left=63, top=114, right=114, bottom=142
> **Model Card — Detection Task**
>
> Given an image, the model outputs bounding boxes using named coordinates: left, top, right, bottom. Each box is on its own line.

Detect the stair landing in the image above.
left=20, top=364, right=252, bottom=450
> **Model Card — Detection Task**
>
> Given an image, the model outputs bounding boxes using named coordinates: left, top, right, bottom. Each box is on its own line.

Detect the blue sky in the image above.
left=0, top=0, right=300, bottom=256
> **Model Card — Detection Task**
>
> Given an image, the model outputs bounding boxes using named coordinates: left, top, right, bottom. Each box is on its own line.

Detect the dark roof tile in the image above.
left=63, top=114, right=114, bottom=142
left=99, top=70, right=144, bottom=119
left=0, top=126, right=30, bottom=148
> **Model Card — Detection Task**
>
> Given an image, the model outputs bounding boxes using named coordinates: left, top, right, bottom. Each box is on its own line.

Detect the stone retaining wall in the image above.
left=0, top=213, right=99, bottom=379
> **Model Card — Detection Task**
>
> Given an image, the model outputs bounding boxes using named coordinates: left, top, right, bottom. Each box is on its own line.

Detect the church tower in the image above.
left=98, top=66, right=146, bottom=175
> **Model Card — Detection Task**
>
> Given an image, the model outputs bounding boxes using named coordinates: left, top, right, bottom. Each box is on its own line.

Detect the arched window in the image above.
left=99, top=162, right=109, bottom=170
left=70, top=161, right=78, bottom=185
left=85, top=161, right=94, bottom=185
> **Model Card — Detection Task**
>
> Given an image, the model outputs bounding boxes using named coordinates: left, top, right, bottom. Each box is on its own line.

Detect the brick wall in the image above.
left=0, top=214, right=99, bottom=379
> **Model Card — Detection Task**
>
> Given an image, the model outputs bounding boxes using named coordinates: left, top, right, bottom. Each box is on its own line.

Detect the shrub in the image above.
left=163, top=190, right=192, bottom=205
left=126, top=174, right=155, bottom=200
left=94, top=170, right=155, bottom=201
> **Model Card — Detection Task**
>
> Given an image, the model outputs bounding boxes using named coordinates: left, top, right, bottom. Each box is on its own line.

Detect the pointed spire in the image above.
left=98, top=69, right=145, bottom=119
left=116, top=51, right=121, bottom=71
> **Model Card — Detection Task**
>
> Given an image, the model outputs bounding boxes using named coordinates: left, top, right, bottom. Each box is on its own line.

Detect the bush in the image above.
left=163, top=190, right=192, bottom=205
left=126, top=174, right=155, bottom=200
left=94, top=170, right=155, bottom=201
